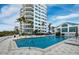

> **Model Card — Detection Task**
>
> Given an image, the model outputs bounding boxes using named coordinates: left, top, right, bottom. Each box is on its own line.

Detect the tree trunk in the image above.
left=49, top=26, right=50, bottom=33
left=20, top=22, right=22, bottom=35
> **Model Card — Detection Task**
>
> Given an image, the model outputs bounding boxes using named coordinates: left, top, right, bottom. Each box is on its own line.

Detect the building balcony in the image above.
left=25, top=7, right=34, bottom=9
left=25, top=8, right=34, bottom=11
left=23, top=28, right=33, bottom=29
left=22, top=23, right=32, bottom=25
left=25, top=11, right=33, bottom=14
left=22, top=7, right=33, bottom=12
left=25, top=15, right=33, bottom=18
left=24, top=12, right=34, bottom=16
left=23, top=28, right=33, bottom=33
left=25, top=4, right=33, bottom=7
left=23, top=24, right=33, bottom=28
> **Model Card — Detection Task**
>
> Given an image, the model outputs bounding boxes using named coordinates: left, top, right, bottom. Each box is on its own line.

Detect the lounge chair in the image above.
left=64, top=39, right=79, bottom=46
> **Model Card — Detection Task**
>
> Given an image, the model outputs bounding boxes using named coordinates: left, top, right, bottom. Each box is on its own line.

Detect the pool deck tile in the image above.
left=0, top=36, right=79, bottom=55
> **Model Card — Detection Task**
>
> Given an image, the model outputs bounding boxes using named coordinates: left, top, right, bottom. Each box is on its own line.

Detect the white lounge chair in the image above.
left=64, top=39, right=79, bottom=46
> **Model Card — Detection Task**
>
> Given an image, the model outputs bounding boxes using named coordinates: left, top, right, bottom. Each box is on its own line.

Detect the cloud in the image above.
left=0, top=4, right=22, bottom=31
left=48, top=13, right=79, bottom=26
left=3, top=13, right=19, bottom=26
left=0, top=4, right=21, bottom=18
left=50, top=14, right=79, bottom=20
left=49, top=13, right=79, bottom=20
left=47, top=4, right=79, bottom=26
left=0, top=24, right=15, bottom=31
left=55, top=14, right=79, bottom=20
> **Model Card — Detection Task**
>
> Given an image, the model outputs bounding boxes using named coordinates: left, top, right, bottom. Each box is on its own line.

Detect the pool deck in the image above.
left=0, top=36, right=79, bottom=55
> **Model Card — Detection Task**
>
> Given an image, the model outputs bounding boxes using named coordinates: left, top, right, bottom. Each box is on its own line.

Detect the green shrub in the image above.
left=33, top=30, right=39, bottom=35
left=56, top=32, right=61, bottom=36
left=0, top=31, right=15, bottom=37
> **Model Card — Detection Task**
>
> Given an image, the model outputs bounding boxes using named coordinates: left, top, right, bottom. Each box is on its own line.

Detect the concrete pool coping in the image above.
left=13, top=35, right=55, bottom=40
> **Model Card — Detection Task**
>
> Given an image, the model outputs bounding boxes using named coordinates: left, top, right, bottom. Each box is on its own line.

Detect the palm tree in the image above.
left=41, top=22, right=45, bottom=34
left=75, top=26, right=78, bottom=39
left=28, top=21, right=33, bottom=27
left=27, top=20, right=33, bottom=34
left=48, top=23, right=52, bottom=34
left=17, top=16, right=26, bottom=35
left=51, top=26, right=55, bottom=33
left=15, top=26, right=19, bottom=34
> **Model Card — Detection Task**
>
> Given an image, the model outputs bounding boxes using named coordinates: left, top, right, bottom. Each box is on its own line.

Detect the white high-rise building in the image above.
left=20, top=4, right=48, bottom=34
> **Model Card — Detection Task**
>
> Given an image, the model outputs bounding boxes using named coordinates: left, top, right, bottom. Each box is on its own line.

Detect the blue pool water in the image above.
left=15, top=35, right=66, bottom=49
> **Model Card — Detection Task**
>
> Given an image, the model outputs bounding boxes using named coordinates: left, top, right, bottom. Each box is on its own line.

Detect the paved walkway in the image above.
left=0, top=36, right=79, bottom=55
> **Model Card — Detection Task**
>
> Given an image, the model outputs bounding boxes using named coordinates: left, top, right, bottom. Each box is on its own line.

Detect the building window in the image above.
left=38, top=24, right=40, bottom=25
left=52, top=30, right=54, bottom=32
left=35, top=8, right=40, bottom=12
left=35, top=23, right=37, bottom=25
left=35, top=15, right=40, bottom=19
left=35, top=15, right=37, bottom=18
left=35, top=19, right=37, bottom=21
left=69, top=27, right=76, bottom=32
left=62, top=28, right=68, bottom=32
left=24, top=29, right=31, bottom=32
left=57, top=28, right=60, bottom=32
left=35, top=5, right=38, bottom=8
left=35, top=27, right=38, bottom=29
left=62, top=24, right=68, bottom=27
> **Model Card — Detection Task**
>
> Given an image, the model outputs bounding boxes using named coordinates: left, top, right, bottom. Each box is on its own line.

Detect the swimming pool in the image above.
left=15, top=35, right=66, bottom=49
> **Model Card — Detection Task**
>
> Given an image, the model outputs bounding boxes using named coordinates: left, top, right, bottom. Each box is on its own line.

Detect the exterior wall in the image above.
left=20, top=4, right=47, bottom=34
left=55, top=23, right=79, bottom=36
left=50, top=25, right=55, bottom=33
left=33, top=4, right=47, bottom=33
left=20, top=4, right=34, bottom=34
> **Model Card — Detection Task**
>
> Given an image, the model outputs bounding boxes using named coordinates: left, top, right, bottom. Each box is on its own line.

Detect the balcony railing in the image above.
left=25, top=7, right=34, bottom=9
left=25, top=8, right=34, bottom=11
left=25, top=11, right=33, bottom=14
left=25, top=4, right=33, bottom=7
left=25, top=16, right=33, bottom=20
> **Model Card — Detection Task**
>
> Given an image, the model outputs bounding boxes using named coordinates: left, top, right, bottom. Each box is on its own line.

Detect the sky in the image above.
left=47, top=4, right=79, bottom=26
left=0, top=4, right=79, bottom=31
left=0, top=4, right=21, bottom=31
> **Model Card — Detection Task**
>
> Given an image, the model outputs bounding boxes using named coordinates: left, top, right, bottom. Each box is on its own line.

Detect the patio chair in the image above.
left=64, top=39, right=79, bottom=46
